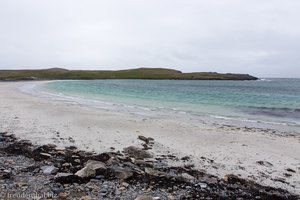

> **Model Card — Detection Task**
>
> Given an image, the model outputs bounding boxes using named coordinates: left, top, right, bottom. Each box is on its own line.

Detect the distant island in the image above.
left=0, top=68, right=258, bottom=81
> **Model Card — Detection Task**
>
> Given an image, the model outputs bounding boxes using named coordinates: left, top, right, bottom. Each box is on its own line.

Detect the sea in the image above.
left=36, top=79, right=300, bottom=133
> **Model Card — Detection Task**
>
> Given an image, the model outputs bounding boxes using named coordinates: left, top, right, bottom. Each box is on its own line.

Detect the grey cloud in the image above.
left=0, top=0, right=299, bottom=77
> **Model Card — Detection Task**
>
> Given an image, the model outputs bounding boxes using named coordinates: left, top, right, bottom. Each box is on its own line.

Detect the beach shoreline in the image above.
left=0, top=81, right=299, bottom=195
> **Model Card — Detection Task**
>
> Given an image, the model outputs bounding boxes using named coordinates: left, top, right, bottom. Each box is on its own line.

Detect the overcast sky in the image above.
left=0, top=0, right=299, bottom=77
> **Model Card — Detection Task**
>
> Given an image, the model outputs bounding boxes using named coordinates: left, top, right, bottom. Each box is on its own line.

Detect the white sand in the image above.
left=0, top=81, right=299, bottom=194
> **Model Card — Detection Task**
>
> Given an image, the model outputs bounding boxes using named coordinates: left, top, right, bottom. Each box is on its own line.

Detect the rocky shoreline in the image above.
left=0, top=132, right=298, bottom=200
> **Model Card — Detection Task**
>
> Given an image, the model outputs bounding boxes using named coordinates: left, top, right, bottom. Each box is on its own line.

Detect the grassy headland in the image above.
left=0, top=68, right=258, bottom=81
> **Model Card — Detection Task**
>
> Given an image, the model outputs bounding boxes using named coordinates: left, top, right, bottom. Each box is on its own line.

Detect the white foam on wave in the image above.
left=209, top=115, right=233, bottom=120
left=257, top=78, right=272, bottom=82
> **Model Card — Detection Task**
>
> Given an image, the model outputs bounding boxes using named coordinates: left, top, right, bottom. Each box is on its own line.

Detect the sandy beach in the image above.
left=0, top=81, right=299, bottom=195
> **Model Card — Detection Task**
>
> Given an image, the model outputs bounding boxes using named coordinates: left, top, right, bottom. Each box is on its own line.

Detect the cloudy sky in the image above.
left=0, top=0, right=299, bottom=77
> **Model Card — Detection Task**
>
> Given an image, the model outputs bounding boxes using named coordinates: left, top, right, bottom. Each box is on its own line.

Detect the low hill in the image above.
left=0, top=68, right=258, bottom=81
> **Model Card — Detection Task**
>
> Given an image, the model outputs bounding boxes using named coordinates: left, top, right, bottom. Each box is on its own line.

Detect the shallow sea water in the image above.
left=39, top=79, right=300, bottom=132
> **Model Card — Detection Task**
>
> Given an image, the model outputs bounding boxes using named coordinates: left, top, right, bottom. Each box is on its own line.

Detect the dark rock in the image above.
left=21, top=165, right=39, bottom=172
left=181, top=156, right=190, bottom=161
left=283, top=173, right=292, bottom=177
left=183, top=163, right=195, bottom=169
left=0, top=169, right=11, bottom=179
left=3, top=140, right=32, bottom=156
left=142, top=144, right=151, bottom=150
left=256, top=160, right=273, bottom=167
left=68, top=137, right=75, bottom=143
left=65, top=145, right=77, bottom=151
left=95, top=175, right=105, bottom=180
left=89, top=153, right=111, bottom=162
left=138, top=135, right=149, bottom=144
left=200, top=156, right=214, bottom=163
left=286, top=168, right=296, bottom=173
left=224, top=174, right=245, bottom=184
left=31, top=145, right=56, bottom=160
left=50, top=185, right=65, bottom=194
left=273, top=177, right=287, bottom=184
left=54, top=173, right=81, bottom=184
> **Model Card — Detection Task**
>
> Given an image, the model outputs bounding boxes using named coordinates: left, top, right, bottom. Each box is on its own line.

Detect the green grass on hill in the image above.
left=0, top=68, right=258, bottom=81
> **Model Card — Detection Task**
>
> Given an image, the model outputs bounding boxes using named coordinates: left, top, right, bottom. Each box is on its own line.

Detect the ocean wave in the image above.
left=253, top=106, right=300, bottom=111
left=245, top=106, right=300, bottom=117
left=257, top=79, right=272, bottom=82
left=208, top=114, right=299, bottom=127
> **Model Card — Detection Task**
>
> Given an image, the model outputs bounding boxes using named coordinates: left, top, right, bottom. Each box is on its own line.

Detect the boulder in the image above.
left=75, top=160, right=106, bottom=178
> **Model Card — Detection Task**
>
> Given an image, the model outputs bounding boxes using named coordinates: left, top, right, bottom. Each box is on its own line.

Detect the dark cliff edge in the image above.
left=0, top=68, right=258, bottom=81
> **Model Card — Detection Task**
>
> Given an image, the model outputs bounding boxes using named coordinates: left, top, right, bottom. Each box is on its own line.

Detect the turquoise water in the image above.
left=42, top=79, right=300, bottom=128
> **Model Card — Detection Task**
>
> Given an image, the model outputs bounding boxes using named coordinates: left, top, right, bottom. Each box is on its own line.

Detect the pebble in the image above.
left=41, top=165, right=59, bottom=175
left=99, top=188, right=108, bottom=196
left=95, top=175, right=105, bottom=180
left=51, top=187, right=65, bottom=194
left=135, top=195, right=154, bottom=200
left=168, top=195, right=175, bottom=200
left=58, top=192, right=68, bottom=199
left=40, top=152, right=52, bottom=158
left=82, top=196, right=92, bottom=200
left=122, top=182, right=129, bottom=188
left=199, top=182, right=208, bottom=188
left=182, top=172, right=194, bottom=180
